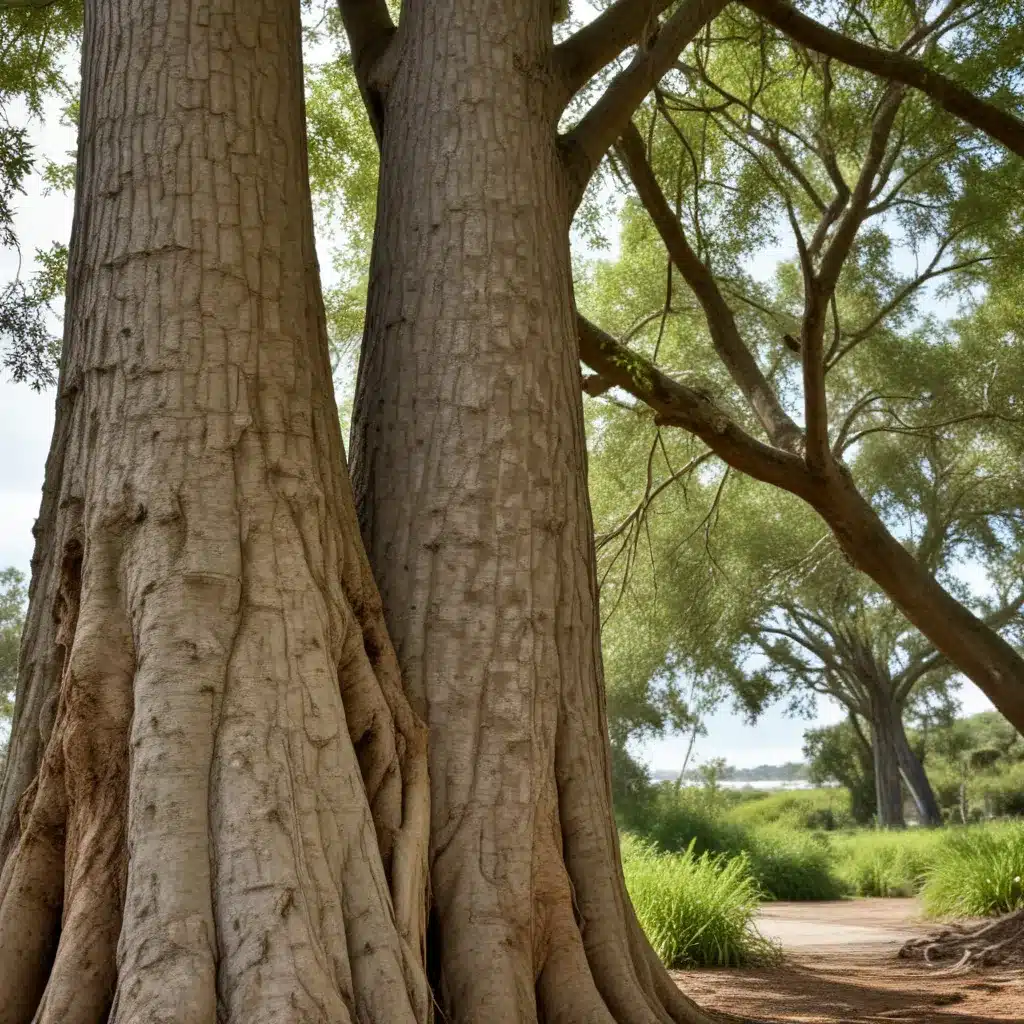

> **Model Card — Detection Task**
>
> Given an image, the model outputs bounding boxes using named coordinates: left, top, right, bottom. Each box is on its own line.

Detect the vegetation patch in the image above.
left=832, top=829, right=944, bottom=898
left=921, top=823, right=1024, bottom=919
left=621, top=834, right=781, bottom=969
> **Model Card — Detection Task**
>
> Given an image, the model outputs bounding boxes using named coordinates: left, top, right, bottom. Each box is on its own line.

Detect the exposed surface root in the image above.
left=899, top=908, right=1024, bottom=969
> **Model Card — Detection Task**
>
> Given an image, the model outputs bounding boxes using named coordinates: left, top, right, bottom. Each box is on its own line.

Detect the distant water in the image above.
left=717, top=780, right=825, bottom=791
left=653, top=777, right=832, bottom=791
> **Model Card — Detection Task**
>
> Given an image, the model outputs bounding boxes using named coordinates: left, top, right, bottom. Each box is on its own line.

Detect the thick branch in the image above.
left=897, top=589, right=1024, bottom=699
left=741, top=0, right=1024, bottom=160
left=336, top=0, right=396, bottom=139
left=616, top=121, right=805, bottom=454
left=577, top=314, right=817, bottom=497
left=561, top=0, right=730, bottom=201
left=555, top=0, right=675, bottom=99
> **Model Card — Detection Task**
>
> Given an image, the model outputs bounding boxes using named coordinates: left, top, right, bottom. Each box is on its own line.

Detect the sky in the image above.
left=0, top=37, right=999, bottom=773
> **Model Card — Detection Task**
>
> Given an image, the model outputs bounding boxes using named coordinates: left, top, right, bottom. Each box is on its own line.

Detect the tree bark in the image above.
left=349, top=2, right=713, bottom=1022
left=893, top=720, right=943, bottom=827
left=0, top=3, right=430, bottom=1022
left=868, top=697, right=906, bottom=829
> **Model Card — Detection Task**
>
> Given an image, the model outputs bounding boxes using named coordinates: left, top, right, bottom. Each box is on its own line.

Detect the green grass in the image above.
left=620, top=833, right=781, bottom=968
left=744, top=825, right=845, bottom=901
left=831, top=828, right=944, bottom=898
left=618, top=782, right=1024, bottom=921
left=921, top=822, right=1024, bottom=918
left=724, top=788, right=854, bottom=832
left=620, top=787, right=846, bottom=900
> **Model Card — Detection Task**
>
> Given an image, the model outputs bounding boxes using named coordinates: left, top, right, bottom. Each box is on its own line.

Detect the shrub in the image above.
left=922, top=822, right=1024, bottom=918
left=832, top=829, right=942, bottom=897
left=632, top=787, right=749, bottom=859
left=974, top=762, right=1024, bottom=818
left=724, top=788, right=853, bottom=832
left=745, top=826, right=846, bottom=901
left=621, top=834, right=780, bottom=968
left=621, top=787, right=845, bottom=900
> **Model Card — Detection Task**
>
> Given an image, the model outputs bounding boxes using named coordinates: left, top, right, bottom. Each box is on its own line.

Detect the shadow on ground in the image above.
left=674, top=900, right=1021, bottom=1023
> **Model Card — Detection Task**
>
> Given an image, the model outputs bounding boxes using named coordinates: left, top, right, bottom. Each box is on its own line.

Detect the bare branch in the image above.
left=897, top=590, right=1024, bottom=699
left=671, top=63, right=829, bottom=212
left=831, top=390, right=885, bottom=455
left=555, top=0, right=674, bottom=98
left=829, top=252, right=997, bottom=369
left=596, top=450, right=714, bottom=549
left=560, top=0, right=731, bottom=202
left=740, top=0, right=1024, bottom=160
left=576, top=315, right=818, bottom=497
left=801, top=86, right=904, bottom=472
left=616, top=121, right=805, bottom=453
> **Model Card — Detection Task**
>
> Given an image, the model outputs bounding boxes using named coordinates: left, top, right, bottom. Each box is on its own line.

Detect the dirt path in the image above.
left=674, top=899, right=1023, bottom=1023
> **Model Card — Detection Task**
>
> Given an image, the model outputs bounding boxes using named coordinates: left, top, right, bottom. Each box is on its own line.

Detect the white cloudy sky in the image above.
left=0, top=43, right=995, bottom=773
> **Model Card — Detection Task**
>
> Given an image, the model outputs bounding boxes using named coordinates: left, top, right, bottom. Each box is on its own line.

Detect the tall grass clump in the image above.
left=832, top=829, right=944, bottom=897
left=621, top=834, right=780, bottom=968
left=745, top=826, right=846, bottom=901
left=623, top=787, right=845, bottom=900
left=921, top=822, right=1024, bottom=918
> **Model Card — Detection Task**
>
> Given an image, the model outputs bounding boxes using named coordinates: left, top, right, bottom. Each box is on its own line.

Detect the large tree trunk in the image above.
left=867, top=697, right=905, bottom=829
left=893, top=717, right=943, bottom=827
left=0, top=3, right=431, bottom=1021
left=349, top=3, right=712, bottom=1022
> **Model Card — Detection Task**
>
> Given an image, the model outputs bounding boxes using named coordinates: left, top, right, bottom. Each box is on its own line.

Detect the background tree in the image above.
left=0, top=567, right=26, bottom=770
left=586, top=300, right=1024, bottom=828
left=0, top=1, right=79, bottom=389
left=803, top=717, right=876, bottom=825
left=577, top=0, right=1024, bottom=731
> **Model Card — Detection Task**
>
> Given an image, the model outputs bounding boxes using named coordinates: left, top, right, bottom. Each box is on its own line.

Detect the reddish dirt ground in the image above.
left=673, top=899, right=1023, bottom=1023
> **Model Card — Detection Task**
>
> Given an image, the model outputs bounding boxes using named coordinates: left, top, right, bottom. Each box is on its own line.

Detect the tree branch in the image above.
left=829, top=252, right=996, bottom=370
left=555, top=0, right=675, bottom=99
left=576, top=314, right=817, bottom=497
left=740, top=0, right=1024, bottom=160
left=336, top=0, right=397, bottom=140
left=801, top=86, right=903, bottom=473
left=560, top=0, right=731, bottom=203
left=616, top=121, right=805, bottom=453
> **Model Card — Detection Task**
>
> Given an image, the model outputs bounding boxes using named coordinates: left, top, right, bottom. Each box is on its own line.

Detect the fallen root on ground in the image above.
left=899, top=908, right=1024, bottom=970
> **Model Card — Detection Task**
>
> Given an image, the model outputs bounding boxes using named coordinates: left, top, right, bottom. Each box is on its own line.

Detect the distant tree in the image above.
left=804, top=717, right=876, bottom=826
left=0, top=3, right=80, bottom=389
left=578, top=1, right=1024, bottom=731
left=0, top=567, right=27, bottom=767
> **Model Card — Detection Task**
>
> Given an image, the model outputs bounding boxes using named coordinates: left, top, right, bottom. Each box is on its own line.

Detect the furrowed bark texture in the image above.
left=350, top=3, right=714, bottom=1022
left=0, top=3, right=430, bottom=1022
